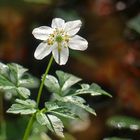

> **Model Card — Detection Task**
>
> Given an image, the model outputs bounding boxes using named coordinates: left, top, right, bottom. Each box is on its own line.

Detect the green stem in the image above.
left=36, top=55, right=53, bottom=106
left=22, top=55, right=53, bottom=140
left=22, top=114, right=35, bottom=140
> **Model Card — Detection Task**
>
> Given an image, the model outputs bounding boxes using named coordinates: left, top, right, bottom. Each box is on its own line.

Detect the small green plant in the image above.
left=104, top=115, right=140, bottom=140
left=0, top=18, right=111, bottom=140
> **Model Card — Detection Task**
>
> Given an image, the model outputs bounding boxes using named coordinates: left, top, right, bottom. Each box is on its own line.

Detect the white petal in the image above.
left=52, top=46, right=69, bottom=65
left=51, top=18, right=65, bottom=29
left=34, top=42, right=52, bottom=60
left=32, top=26, right=53, bottom=40
left=69, top=35, right=88, bottom=50
left=65, top=20, right=82, bottom=36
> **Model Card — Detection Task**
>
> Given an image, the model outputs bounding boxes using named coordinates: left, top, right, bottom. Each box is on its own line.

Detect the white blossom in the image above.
left=32, top=18, right=88, bottom=65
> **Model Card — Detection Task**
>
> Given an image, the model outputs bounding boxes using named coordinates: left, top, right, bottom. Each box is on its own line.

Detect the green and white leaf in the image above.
left=7, top=99, right=37, bottom=115
left=8, top=63, right=28, bottom=80
left=47, top=114, right=64, bottom=137
left=45, top=101, right=64, bottom=111
left=44, top=75, right=60, bottom=93
left=0, top=62, right=38, bottom=98
left=36, top=112, right=64, bottom=137
left=78, top=104, right=96, bottom=116
left=36, top=112, right=49, bottom=126
left=56, top=71, right=82, bottom=91
left=58, top=96, right=96, bottom=116
left=0, top=74, right=15, bottom=90
left=60, top=96, right=86, bottom=104
left=15, top=99, right=36, bottom=107
left=17, top=87, right=30, bottom=99
left=45, top=101, right=78, bottom=119
left=0, top=62, right=9, bottom=77
left=107, top=115, right=140, bottom=130
left=75, top=83, right=111, bottom=97
left=50, top=108, right=78, bottom=120
left=19, top=73, right=39, bottom=88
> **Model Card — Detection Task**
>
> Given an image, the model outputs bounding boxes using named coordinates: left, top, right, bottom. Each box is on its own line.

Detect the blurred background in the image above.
left=0, top=0, right=140, bottom=140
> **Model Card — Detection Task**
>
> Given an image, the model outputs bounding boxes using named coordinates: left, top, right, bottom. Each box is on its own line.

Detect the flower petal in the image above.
left=65, top=20, right=82, bottom=36
left=52, top=46, right=69, bottom=65
left=69, top=35, right=88, bottom=50
left=32, top=26, right=53, bottom=40
left=51, top=18, right=65, bottom=29
left=34, top=42, right=52, bottom=60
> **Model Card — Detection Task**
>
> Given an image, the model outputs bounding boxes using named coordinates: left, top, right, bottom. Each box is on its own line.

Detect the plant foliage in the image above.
left=2, top=63, right=111, bottom=138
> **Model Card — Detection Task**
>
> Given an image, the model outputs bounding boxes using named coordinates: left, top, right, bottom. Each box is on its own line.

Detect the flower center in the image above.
left=55, top=35, right=63, bottom=43
left=46, top=29, right=70, bottom=47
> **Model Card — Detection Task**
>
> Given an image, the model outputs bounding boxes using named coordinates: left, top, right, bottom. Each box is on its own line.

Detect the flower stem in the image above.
left=36, top=55, right=53, bottom=106
left=22, top=114, right=35, bottom=140
left=23, top=55, right=53, bottom=140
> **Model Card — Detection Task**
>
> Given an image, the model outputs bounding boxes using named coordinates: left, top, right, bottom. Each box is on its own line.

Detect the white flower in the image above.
left=32, top=18, right=88, bottom=65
